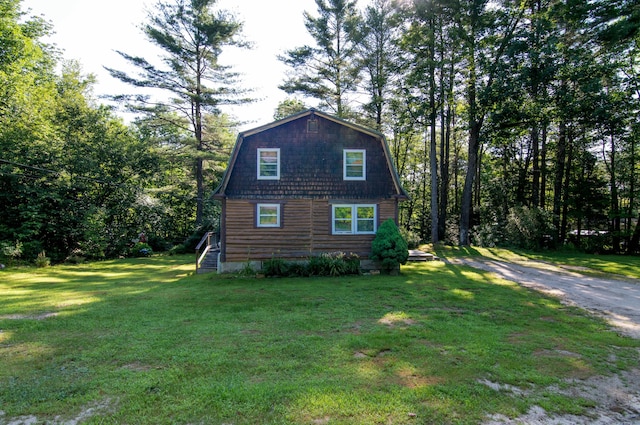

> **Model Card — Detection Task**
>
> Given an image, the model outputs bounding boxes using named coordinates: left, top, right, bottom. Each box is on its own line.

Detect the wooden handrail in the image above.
left=195, top=232, right=217, bottom=272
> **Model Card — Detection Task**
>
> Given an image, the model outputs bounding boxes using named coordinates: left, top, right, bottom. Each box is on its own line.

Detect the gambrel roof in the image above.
left=213, top=109, right=408, bottom=200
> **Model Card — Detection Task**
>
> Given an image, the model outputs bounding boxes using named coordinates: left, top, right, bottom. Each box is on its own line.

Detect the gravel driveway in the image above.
left=447, top=257, right=640, bottom=339
left=445, top=257, right=640, bottom=424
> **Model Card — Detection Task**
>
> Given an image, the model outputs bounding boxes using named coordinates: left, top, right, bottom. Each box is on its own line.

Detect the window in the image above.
left=343, top=149, right=366, bottom=180
left=332, top=204, right=376, bottom=234
left=257, top=148, right=280, bottom=180
left=257, top=203, right=281, bottom=227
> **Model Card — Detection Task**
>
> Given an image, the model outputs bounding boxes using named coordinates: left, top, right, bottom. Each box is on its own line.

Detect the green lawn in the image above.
left=433, top=245, right=640, bottom=280
left=1, top=255, right=638, bottom=424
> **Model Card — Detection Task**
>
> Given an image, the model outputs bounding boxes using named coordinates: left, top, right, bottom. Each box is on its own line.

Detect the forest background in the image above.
left=1, top=0, right=638, bottom=264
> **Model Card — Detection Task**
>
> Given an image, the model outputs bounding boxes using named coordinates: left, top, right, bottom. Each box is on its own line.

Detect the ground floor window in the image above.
left=332, top=204, right=376, bottom=234
left=257, top=203, right=281, bottom=227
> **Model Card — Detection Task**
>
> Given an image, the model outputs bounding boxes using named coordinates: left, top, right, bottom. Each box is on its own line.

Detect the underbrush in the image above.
left=262, top=251, right=361, bottom=277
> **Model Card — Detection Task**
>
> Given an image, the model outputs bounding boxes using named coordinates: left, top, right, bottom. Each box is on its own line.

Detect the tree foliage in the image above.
left=279, top=0, right=364, bottom=119
left=371, top=219, right=409, bottom=272
left=105, top=0, right=249, bottom=226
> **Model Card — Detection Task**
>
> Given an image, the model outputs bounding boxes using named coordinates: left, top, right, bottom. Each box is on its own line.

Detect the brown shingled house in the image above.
left=210, top=109, right=408, bottom=273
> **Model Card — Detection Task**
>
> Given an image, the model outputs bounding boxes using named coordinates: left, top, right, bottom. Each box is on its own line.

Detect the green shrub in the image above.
left=169, top=244, right=188, bottom=255
left=262, top=252, right=360, bottom=277
left=504, top=206, right=553, bottom=250
left=129, top=242, right=153, bottom=257
left=371, top=219, right=408, bottom=273
left=472, top=222, right=504, bottom=248
left=65, top=250, right=86, bottom=264
left=263, top=257, right=289, bottom=277
left=35, top=251, right=51, bottom=268
left=1, top=240, right=23, bottom=264
left=147, top=234, right=171, bottom=252
left=400, top=227, right=421, bottom=249
left=238, top=261, right=256, bottom=277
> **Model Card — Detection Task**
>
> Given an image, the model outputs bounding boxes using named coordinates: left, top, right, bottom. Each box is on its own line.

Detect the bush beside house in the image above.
left=371, top=219, right=409, bottom=274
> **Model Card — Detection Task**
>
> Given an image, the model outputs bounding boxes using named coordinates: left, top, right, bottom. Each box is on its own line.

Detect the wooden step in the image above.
left=407, top=250, right=439, bottom=262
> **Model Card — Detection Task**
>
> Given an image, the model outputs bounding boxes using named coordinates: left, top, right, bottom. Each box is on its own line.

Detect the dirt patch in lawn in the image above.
left=0, top=398, right=115, bottom=425
left=483, top=366, right=640, bottom=424
left=446, top=257, right=640, bottom=424
left=0, top=312, right=58, bottom=320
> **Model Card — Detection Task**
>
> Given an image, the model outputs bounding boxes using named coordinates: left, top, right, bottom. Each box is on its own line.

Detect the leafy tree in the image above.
left=357, top=0, right=401, bottom=129
left=106, top=0, right=249, bottom=226
left=273, top=98, right=307, bottom=120
left=279, top=0, right=364, bottom=119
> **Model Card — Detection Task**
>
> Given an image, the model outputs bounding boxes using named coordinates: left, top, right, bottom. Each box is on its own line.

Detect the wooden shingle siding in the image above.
left=223, top=198, right=399, bottom=263
left=225, top=115, right=397, bottom=199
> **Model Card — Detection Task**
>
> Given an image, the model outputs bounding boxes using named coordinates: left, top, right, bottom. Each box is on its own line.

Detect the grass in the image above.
left=433, top=245, right=640, bottom=280
left=1, top=254, right=638, bottom=424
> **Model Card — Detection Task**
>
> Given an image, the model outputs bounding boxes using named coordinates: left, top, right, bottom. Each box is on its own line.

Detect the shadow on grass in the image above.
left=0, top=256, right=638, bottom=424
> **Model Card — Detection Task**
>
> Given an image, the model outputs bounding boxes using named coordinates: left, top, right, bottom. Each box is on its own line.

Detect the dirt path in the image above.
left=448, top=257, right=640, bottom=339
left=445, top=257, right=640, bottom=424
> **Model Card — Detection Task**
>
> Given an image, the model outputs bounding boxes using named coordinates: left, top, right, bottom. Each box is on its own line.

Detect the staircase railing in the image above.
left=195, top=231, right=218, bottom=273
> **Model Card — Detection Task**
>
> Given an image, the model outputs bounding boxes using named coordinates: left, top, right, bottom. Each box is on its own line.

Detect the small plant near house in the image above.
left=34, top=251, right=51, bottom=268
left=238, top=260, right=256, bottom=277
left=262, top=252, right=361, bottom=277
left=371, top=219, right=408, bottom=274
left=262, top=256, right=289, bottom=277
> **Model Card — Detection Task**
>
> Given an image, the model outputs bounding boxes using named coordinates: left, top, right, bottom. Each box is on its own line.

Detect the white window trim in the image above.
left=343, top=149, right=366, bottom=181
left=257, top=148, right=280, bottom=180
left=257, top=203, right=281, bottom=228
left=331, top=204, right=377, bottom=235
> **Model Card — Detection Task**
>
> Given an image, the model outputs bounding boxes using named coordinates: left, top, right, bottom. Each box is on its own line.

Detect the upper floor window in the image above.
left=332, top=204, right=376, bottom=234
left=257, top=148, right=280, bottom=180
left=344, top=149, right=366, bottom=180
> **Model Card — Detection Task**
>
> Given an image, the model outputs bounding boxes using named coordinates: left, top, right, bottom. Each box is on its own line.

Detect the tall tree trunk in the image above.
left=430, top=118, right=438, bottom=244
left=439, top=84, right=453, bottom=241
left=560, top=131, right=574, bottom=243
left=540, top=123, right=548, bottom=209
left=607, top=130, right=621, bottom=252
left=194, top=70, right=204, bottom=227
left=532, top=125, right=540, bottom=207
left=627, top=130, right=636, bottom=251
left=628, top=212, right=640, bottom=254
left=460, top=27, right=480, bottom=246
left=429, top=21, right=439, bottom=244
left=552, top=119, right=567, bottom=245
left=460, top=122, right=482, bottom=245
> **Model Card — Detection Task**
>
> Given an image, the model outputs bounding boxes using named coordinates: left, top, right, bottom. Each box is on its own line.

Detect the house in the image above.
left=211, top=109, right=408, bottom=273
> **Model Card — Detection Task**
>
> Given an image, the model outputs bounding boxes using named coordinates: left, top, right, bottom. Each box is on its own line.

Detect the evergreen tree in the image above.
left=106, top=0, right=249, bottom=227
left=279, top=0, right=364, bottom=119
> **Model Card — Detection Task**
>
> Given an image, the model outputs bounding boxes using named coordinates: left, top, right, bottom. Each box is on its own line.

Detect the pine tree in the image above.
left=106, top=0, right=249, bottom=226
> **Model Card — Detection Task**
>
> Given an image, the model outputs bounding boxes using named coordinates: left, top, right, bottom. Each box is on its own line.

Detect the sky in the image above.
left=20, top=0, right=319, bottom=131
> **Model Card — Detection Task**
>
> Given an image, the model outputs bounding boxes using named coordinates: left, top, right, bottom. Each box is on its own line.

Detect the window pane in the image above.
left=344, top=150, right=365, bottom=179
left=334, top=207, right=352, bottom=220
left=258, top=204, right=279, bottom=227
left=259, top=150, right=279, bottom=178
left=356, top=206, right=375, bottom=233
left=357, top=206, right=374, bottom=218
left=261, top=215, right=278, bottom=225
left=333, top=206, right=352, bottom=233
left=335, top=219, right=352, bottom=232
left=346, top=151, right=363, bottom=166
left=346, top=166, right=363, bottom=178
left=260, top=163, right=277, bottom=176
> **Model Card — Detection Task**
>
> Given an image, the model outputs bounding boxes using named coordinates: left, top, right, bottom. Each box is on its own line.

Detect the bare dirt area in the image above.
left=447, top=257, right=640, bottom=424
